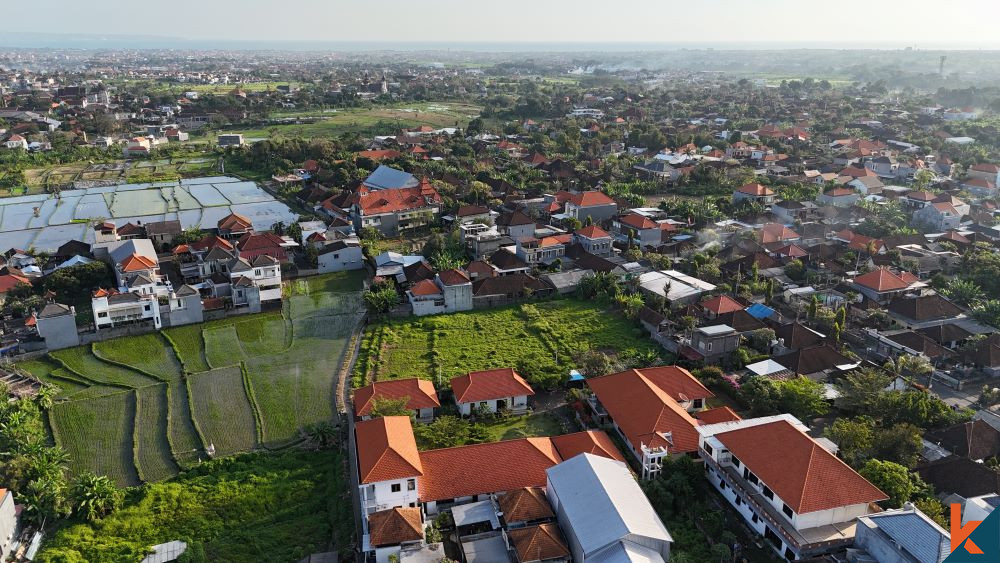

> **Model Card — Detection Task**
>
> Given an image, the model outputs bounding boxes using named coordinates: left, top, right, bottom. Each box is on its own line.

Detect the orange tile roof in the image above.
left=0, top=273, right=30, bottom=293
left=498, top=487, right=554, bottom=523
left=636, top=366, right=715, bottom=403
left=418, top=437, right=561, bottom=501
left=587, top=369, right=701, bottom=454
left=759, top=223, right=800, bottom=244
left=119, top=252, right=156, bottom=272
left=696, top=406, right=742, bottom=424
left=355, top=416, right=423, bottom=484
left=701, top=295, right=744, bottom=315
left=575, top=225, right=610, bottom=239
left=409, top=279, right=441, bottom=296
left=357, top=149, right=402, bottom=160
left=367, top=507, right=424, bottom=547
left=551, top=430, right=625, bottom=462
left=509, top=524, right=570, bottom=562
left=853, top=268, right=911, bottom=292
left=567, top=191, right=615, bottom=207
left=438, top=268, right=471, bottom=286
left=619, top=213, right=658, bottom=230
left=451, top=368, right=534, bottom=403
left=355, top=183, right=442, bottom=215
left=715, top=420, right=886, bottom=513
left=737, top=183, right=774, bottom=196
left=353, top=378, right=440, bottom=417
left=218, top=212, right=252, bottom=231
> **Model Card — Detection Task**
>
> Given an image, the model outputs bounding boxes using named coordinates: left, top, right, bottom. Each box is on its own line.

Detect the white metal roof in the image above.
left=546, top=454, right=672, bottom=558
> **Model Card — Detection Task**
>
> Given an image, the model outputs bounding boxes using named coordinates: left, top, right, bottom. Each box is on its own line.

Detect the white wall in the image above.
left=361, top=477, right=420, bottom=513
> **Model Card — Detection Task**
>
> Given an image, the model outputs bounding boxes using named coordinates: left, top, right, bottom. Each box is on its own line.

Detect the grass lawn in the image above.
left=481, top=411, right=565, bottom=442
left=355, top=298, right=660, bottom=390
left=36, top=449, right=355, bottom=563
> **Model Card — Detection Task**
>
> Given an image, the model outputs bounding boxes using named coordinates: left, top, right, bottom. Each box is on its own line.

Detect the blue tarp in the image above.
left=568, top=369, right=585, bottom=382
left=746, top=303, right=775, bottom=320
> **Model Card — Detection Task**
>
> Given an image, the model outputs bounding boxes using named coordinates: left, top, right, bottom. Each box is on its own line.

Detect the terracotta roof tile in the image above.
left=509, top=524, right=570, bottom=562
left=367, top=507, right=423, bottom=547
left=498, top=487, right=554, bottom=523
left=551, top=429, right=625, bottom=462
left=701, top=295, right=745, bottom=315
left=451, top=368, right=534, bottom=403
left=575, top=225, right=610, bottom=239
left=353, top=378, right=440, bottom=417
left=715, top=420, right=886, bottom=513
left=696, top=406, right=742, bottom=424
left=567, top=191, right=615, bottom=207
left=119, top=252, right=156, bottom=272
left=737, top=183, right=774, bottom=196
left=437, top=268, right=471, bottom=286
left=355, top=416, right=423, bottom=484
left=853, top=268, right=911, bottom=292
left=418, top=437, right=561, bottom=501
left=409, top=279, right=441, bottom=296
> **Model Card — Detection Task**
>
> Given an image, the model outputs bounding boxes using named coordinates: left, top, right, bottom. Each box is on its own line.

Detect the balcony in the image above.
left=701, top=449, right=857, bottom=557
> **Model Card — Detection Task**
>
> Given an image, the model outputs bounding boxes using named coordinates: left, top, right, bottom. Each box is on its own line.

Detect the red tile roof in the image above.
left=587, top=369, right=702, bottom=454
left=409, top=279, right=441, bottom=296
left=636, top=366, right=714, bottom=403
left=576, top=225, right=610, bottom=239
left=498, top=487, right=554, bottom=523
left=355, top=416, right=423, bottom=484
left=567, top=191, right=614, bottom=207
left=451, top=368, right=535, bottom=403
left=759, top=223, right=800, bottom=244
left=551, top=429, right=625, bottom=462
left=236, top=232, right=288, bottom=261
left=701, top=295, right=744, bottom=315
left=437, top=268, right=471, bottom=286
left=357, top=149, right=402, bottom=160
left=853, top=268, right=912, bottom=292
left=353, top=378, right=440, bottom=417
left=218, top=212, right=252, bottom=231
left=354, top=182, right=442, bottom=215
left=696, top=406, right=742, bottom=424
left=0, top=273, right=30, bottom=293
left=715, top=420, right=886, bottom=513
left=119, top=252, right=157, bottom=272
left=509, top=524, right=570, bottom=562
left=418, top=437, right=561, bottom=501
left=737, top=183, right=774, bottom=196
left=367, top=507, right=423, bottom=547
left=619, top=213, right=658, bottom=230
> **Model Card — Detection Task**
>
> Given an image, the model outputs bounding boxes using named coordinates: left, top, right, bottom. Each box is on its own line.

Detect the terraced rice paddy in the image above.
left=18, top=271, right=364, bottom=485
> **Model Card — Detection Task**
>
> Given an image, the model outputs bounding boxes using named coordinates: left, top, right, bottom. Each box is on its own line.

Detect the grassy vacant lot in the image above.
left=214, top=101, right=481, bottom=140
left=19, top=271, right=364, bottom=486
left=36, top=449, right=354, bottom=563
left=354, top=299, right=659, bottom=390
left=481, top=411, right=565, bottom=442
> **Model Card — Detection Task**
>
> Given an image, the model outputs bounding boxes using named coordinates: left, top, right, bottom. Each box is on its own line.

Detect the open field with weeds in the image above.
left=18, top=271, right=364, bottom=485
left=354, top=299, right=660, bottom=390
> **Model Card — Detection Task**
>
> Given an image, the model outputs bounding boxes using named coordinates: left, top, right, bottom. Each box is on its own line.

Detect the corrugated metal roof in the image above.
left=864, top=510, right=950, bottom=563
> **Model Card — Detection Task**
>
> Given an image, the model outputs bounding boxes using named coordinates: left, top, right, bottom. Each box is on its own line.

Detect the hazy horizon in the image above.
left=5, top=0, right=1000, bottom=51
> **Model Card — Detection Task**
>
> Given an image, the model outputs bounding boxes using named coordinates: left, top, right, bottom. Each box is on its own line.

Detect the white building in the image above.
left=546, top=454, right=672, bottom=562
left=451, top=368, right=534, bottom=416
left=698, top=415, right=887, bottom=561
left=0, top=489, right=16, bottom=561
left=316, top=240, right=364, bottom=273
left=406, top=268, right=473, bottom=316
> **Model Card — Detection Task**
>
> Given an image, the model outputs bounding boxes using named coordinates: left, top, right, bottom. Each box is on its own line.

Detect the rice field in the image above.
left=17, top=271, right=364, bottom=485
left=355, top=299, right=660, bottom=390
left=189, top=368, right=259, bottom=456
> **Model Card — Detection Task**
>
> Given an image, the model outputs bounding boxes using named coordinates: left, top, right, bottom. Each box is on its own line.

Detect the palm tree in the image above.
left=70, top=472, right=123, bottom=522
left=884, top=355, right=934, bottom=385
left=302, top=421, right=338, bottom=450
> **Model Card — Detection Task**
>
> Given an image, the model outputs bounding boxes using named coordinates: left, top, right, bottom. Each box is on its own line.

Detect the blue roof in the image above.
left=568, top=369, right=585, bottom=381
left=363, top=165, right=418, bottom=190
left=865, top=511, right=949, bottom=563
left=746, top=303, right=775, bottom=320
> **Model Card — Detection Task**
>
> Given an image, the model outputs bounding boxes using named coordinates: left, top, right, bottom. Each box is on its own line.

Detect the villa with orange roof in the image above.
left=698, top=415, right=887, bottom=560
left=851, top=267, right=924, bottom=304
left=348, top=177, right=442, bottom=236
left=586, top=365, right=740, bottom=478
left=451, top=367, right=535, bottom=416
left=732, top=183, right=776, bottom=205
left=562, top=190, right=617, bottom=223
left=353, top=378, right=441, bottom=422
left=572, top=225, right=613, bottom=257
left=406, top=268, right=473, bottom=316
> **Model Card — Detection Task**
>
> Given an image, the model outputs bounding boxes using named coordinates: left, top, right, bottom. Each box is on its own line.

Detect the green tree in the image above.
left=859, top=459, right=915, bottom=508
left=825, top=417, right=874, bottom=467
left=835, top=368, right=890, bottom=414
left=776, top=377, right=830, bottom=420
left=369, top=396, right=412, bottom=418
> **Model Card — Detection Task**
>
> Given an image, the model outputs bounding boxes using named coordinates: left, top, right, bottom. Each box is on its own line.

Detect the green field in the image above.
left=13, top=156, right=217, bottom=194
left=18, top=271, right=365, bottom=485
left=36, top=449, right=354, bottom=563
left=214, top=101, right=481, bottom=140
left=355, top=299, right=660, bottom=390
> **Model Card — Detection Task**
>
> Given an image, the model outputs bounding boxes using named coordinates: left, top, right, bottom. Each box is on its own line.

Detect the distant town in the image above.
left=2, top=39, right=1000, bottom=563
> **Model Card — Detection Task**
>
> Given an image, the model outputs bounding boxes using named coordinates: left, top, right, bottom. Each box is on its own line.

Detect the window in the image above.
left=763, top=486, right=774, bottom=500
left=98, top=312, right=108, bottom=318
left=706, top=342, right=713, bottom=352
left=782, top=504, right=794, bottom=519
left=719, top=480, right=727, bottom=490
left=751, top=514, right=759, bottom=523
left=704, top=443, right=714, bottom=456
left=391, top=483, right=401, bottom=493
left=693, top=399, right=703, bottom=409
left=735, top=496, right=742, bottom=506
left=732, top=456, right=741, bottom=469
left=144, top=304, right=150, bottom=311
left=407, top=479, right=415, bottom=491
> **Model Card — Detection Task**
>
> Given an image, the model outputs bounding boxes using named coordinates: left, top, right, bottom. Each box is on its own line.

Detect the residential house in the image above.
left=732, top=183, right=776, bottom=205
left=92, top=288, right=162, bottom=330
left=217, top=212, right=253, bottom=239
left=0, top=272, right=30, bottom=304
left=353, top=378, right=440, bottom=423
left=887, top=294, right=964, bottom=329
left=613, top=213, right=668, bottom=248
left=817, top=187, right=860, bottom=208
left=563, top=191, right=617, bottom=223
left=851, top=268, right=922, bottom=304
left=638, top=270, right=716, bottom=307
left=773, top=344, right=859, bottom=380
left=848, top=176, right=884, bottom=195
left=316, top=240, right=364, bottom=273
left=968, top=163, right=1000, bottom=186
left=913, top=196, right=970, bottom=232
left=35, top=302, right=80, bottom=350
left=452, top=205, right=490, bottom=225
left=451, top=368, right=534, bottom=416
left=698, top=416, right=887, bottom=561
left=472, top=272, right=549, bottom=308
left=515, top=235, right=569, bottom=266
left=229, top=255, right=282, bottom=306
left=363, top=165, right=420, bottom=191
left=348, top=179, right=442, bottom=236
left=366, top=507, right=425, bottom=563
left=3, top=134, right=28, bottom=150
left=572, top=225, right=613, bottom=257
left=688, top=325, right=741, bottom=362
left=546, top=454, right=673, bottom=563
left=586, top=366, right=736, bottom=478
left=496, top=210, right=536, bottom=241
left=144, top=220, right=182, bottom=248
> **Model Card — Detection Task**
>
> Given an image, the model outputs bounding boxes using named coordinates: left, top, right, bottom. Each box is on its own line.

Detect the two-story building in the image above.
left=573, top=225, right=613, bottom=257
left=732, top=183, right=776, bottom=205
left=698, top=415, right=887, bottom=561
left=349, top=179, right=442, bottom=236
left=515, top=235, right=569, bottom=266
left=563, top=191, right=617, bottom=224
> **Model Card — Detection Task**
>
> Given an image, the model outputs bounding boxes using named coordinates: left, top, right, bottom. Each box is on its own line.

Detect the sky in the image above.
left=7, top=0, right=1000, bottom=49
